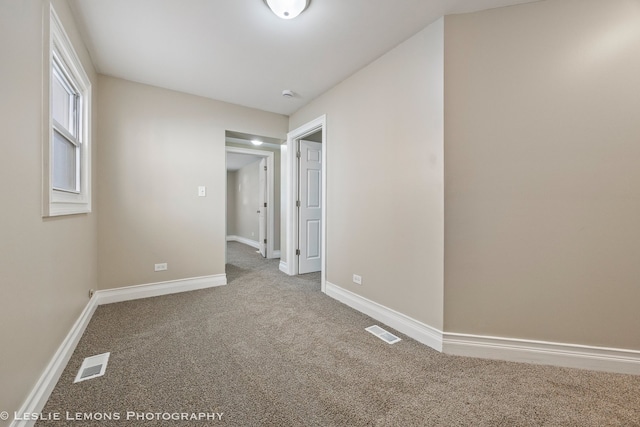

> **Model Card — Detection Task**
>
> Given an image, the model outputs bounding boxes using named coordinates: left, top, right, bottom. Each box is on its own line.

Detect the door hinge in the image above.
left=296, top=249, right=300, bottom=256
left=264, top=202, right=267, bottom=207
left=264, top=239, right=267, bottom=244
left=264, top=165, right=267, bottom=171
left=296, top=151, right=301, bottom=158
left=296, top=200, right=300, bottom=208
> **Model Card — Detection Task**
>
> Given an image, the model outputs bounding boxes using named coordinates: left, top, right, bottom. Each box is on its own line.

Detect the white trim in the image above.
left=273, top=250, right=281, bottom=258
left=226, top=235, right=260, bottom=250
left=285, top=115, right=327, bottom=292
left=279, top=260, right=288, bottom=273
left=443, top=333, right=640, bottom=375
left=95, top=274, right=227, bottom=305
left=10, top=296, right=99, bottom=427
left=325, top=281, right=443, bottom=351
left=226, top=146, right=276, bottom=258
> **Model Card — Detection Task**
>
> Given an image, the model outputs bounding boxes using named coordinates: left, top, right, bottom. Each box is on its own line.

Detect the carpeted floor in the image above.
left=38, top=242, right=640, bottom=426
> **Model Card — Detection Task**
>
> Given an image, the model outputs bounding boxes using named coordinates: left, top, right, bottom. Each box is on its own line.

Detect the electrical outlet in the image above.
left=353, top=274, right=362, bottom=285
left=154, top=263, right=168, bottom=272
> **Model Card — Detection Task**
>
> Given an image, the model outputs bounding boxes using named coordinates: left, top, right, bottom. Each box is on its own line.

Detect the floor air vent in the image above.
left=366, top=325, right=401, bottom=344
left=74, top=352, right=110, bottom=383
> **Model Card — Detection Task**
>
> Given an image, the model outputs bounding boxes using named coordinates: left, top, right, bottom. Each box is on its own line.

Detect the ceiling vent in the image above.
left=366, top=325, right=401, bottom=344
left=74, top=352, right=110, bottom=383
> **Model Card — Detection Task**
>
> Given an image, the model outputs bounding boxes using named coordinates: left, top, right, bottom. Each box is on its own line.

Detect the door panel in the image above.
left=299, top=140, right=322, bottom=274
left=307, top=169, right=320, bottom=208
left=306, top=220, right=320, bottom=258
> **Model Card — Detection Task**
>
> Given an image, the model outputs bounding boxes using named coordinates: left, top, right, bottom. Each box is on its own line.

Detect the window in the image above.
left=52, top=54, right=81, bottom=193
left=44, top=7, right=91, bottom=216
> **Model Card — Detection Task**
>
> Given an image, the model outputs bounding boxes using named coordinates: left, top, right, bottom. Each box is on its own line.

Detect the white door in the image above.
left=258, top=158, right=267, bottom=258
left=298, top=140, right=322, bottom=274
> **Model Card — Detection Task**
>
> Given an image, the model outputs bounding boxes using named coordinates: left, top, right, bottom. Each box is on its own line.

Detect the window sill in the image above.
left=46, top=202, right=91, bottom=217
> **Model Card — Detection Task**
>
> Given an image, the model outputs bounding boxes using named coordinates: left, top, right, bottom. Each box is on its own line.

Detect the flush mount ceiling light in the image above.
left=263, top=0, right=309, bottom=20
left=251, top=139, right=264, bottom=146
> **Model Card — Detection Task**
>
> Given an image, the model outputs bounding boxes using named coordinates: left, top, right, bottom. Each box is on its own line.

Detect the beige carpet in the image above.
left=38, top=242, right=640, bottom=426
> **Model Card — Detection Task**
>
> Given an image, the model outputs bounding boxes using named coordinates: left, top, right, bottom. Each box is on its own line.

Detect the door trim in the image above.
left=285, top=115, right=327, bottom=293
left=225, top=146, right=275, bottom=258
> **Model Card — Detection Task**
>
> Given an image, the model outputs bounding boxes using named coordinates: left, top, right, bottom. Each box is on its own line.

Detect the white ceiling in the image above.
left=69, top=0, right=540, bottom=116
left=226, top=152, right=262, bottom=171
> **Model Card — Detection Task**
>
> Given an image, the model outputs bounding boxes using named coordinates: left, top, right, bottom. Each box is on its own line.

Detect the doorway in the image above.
left=284, top=115, right=327, bottom=292
left=226, top=146, right=276, bottom=258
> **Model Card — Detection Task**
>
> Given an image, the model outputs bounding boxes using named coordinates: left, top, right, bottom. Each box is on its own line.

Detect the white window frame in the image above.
left=43, top=6, right=92, bottom=217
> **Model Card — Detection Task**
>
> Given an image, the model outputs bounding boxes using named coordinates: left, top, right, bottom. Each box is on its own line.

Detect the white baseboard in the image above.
left=95, top=274, right=227, bottom=305
left=443, top=333, right=640, bottom=375
left=279, top=260, right=288, bottom=274
left=325, top=281, right=443, bottom=351
left=226, top=235, right=259, bottom=249
left=10, top=297, right=99, bottom=427
left=324, top=282, right=640, bottom=375
left=12, top=274, right=227, bottom=427
left=272, top=250, right=281, bottom=258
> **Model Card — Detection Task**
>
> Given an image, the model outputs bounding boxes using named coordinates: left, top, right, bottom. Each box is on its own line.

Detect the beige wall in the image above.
left=0, top=0, right=98, bottom=423
left=226, top=171, right=238, bottom=235
left=231, top=160, right=261, bottom=241
left=444, top=0, right=640, bottom=349
left=98, top=76, right=287, bottom=289
left=289, top=19, right=445, bottom=329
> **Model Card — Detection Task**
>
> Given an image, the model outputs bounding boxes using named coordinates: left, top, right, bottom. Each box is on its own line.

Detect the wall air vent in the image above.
left=74, top=352, right=110, bottom=383
left=365, top=325, right=401, bottom=344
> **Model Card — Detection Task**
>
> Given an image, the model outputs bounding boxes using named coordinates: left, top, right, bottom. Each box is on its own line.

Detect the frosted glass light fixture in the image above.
left=264, top=0, right=309, bottom=19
